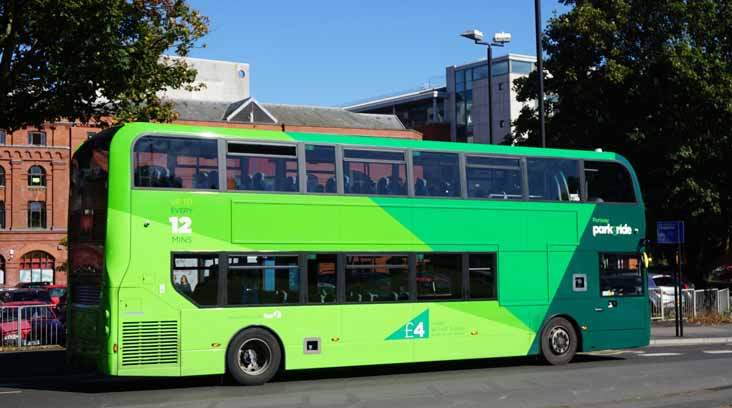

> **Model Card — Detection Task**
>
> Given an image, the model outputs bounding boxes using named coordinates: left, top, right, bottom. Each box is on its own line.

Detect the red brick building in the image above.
left=0, top=115, right=420, bottom=288
left=0, top=123, right=100, bottom=287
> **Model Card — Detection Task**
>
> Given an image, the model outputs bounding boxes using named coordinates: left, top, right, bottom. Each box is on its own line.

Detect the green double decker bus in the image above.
left=67, top=122, right=649, bottom=385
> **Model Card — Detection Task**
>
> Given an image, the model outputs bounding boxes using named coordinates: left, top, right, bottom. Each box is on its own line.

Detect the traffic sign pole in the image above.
left=656, top=221, right=685, bottom=338
left=678, top=241, right=684, bottom=336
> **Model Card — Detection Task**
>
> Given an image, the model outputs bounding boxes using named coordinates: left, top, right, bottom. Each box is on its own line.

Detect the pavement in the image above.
left=650, top=322, right=732, bottom=346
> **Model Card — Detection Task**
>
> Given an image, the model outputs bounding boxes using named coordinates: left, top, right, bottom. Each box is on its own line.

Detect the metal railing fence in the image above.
left=650, top=288, right=732, bottom=321
left=0, top=304, right=65, bottom=351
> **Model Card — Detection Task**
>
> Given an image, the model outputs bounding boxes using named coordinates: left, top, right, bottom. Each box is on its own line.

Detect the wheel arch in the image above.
left=225, top=325, right=286, bottom=373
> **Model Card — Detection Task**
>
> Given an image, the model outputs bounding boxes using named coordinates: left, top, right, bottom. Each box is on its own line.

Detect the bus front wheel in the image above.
left=540, top=317, right=577, bottom=365
left=227, top=328, right=282, bottom=385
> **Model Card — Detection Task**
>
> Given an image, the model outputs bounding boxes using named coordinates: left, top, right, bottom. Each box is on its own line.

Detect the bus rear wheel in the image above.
left=227, top=328, right=281, bottom=385
left=540, top=317, right=577, bottom=365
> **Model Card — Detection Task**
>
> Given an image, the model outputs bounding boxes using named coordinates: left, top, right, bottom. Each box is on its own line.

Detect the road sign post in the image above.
left=656, top=221, right=685, bottom=337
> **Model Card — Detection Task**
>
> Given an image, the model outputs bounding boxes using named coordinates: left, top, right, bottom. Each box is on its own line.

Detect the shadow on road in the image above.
left=0, top=350, right=623, bottom=394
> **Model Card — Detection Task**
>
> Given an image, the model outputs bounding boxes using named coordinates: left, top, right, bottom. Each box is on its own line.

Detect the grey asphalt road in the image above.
left=3, top=345, right=732, bottom=408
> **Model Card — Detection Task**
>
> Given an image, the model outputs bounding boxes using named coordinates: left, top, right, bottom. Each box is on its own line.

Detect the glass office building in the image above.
left=347, top=54, right=536, bottom=145
left=449, top=54, right=536, bottom=144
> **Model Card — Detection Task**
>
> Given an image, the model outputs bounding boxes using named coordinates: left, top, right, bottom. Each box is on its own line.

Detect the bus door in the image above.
left=594, top=253, right=647, bottom=331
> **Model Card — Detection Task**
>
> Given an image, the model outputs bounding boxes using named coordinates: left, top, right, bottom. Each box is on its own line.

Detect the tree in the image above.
left=0, top=0, right=209, bottom=130
left=513, top=0, right=732, bottom=281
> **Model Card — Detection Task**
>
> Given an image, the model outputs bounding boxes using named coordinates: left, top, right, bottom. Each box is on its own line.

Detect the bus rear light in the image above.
left=113, top=343, right=118, bottom=353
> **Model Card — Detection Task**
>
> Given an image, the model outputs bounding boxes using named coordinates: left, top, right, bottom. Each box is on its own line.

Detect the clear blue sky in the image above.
left=188, top=0, right=567, bottom=107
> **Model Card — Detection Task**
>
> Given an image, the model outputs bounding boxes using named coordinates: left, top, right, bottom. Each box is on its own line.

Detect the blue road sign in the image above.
left=657, top=221, right=685, bottom=244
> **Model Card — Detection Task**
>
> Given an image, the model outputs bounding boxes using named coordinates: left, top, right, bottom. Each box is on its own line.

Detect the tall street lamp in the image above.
left=534, top=0, right=546, bottom=147
left=461, top=29, right=511, bottom=145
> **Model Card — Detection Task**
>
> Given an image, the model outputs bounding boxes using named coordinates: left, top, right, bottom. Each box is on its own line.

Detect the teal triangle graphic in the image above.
left=386, top=309, right=430, bottom=340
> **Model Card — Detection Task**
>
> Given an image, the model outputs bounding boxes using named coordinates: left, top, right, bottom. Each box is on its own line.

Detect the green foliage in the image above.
left=513, top=0, right=732, bottom=276
left=0, top=0, right=209, bottom=130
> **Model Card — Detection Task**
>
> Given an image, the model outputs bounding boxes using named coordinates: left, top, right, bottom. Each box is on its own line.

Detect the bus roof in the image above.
left=107, top=122, right=627, bottom=164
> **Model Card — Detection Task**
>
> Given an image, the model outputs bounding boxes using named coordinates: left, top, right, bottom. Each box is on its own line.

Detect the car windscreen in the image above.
left=48, top=288, right=66, bottom=297
left=653, top=277, right=675, bottom=287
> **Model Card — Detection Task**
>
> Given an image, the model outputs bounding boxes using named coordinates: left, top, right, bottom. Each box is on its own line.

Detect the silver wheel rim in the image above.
left=238, top=338, right=271, bottom=376
left=549, top=326, right=570, bottom=355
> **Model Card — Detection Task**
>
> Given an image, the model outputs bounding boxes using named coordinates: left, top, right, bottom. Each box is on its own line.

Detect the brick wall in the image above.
left=0, top=123, right=98, bottom=288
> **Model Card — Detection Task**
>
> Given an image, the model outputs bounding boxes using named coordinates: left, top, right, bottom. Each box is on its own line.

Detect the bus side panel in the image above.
left=178, top=306, right=345, bottom=373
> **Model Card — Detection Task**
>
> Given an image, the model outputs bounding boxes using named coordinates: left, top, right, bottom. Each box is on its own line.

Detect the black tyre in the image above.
left=226, top=328, right=281, bottom=385
left=540, top=317, right=577, bottom=365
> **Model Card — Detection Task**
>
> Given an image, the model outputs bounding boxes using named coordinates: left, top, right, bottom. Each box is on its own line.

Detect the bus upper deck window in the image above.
left=527, top=158, right=581, bottom=202
left=134, top=136, right=219, bottom=190
left=305, top=145, right=337, bottom=193
left=342, top=149, right=407, bottom=196
left=466, top=156, right=522, bottom=199
left=226, top=143, right=298, bottom=192
left=584, top=161, right=636, bottom=203
left=413, top=151, right=460, bottom=197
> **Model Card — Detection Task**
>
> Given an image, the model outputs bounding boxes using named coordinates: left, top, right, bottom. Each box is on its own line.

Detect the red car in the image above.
left=0, top=301, right=64, bottom=346
left=0, top=305, right=32, bottom=346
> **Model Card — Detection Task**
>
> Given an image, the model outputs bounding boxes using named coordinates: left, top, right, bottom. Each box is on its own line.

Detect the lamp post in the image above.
left=461, top=29, right=511, bottom=145
left=535, top=0, right=546, bottom=147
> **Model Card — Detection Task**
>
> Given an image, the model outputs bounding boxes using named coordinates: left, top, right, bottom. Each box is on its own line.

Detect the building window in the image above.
left=27, top=131, right=46, bottom=146
left=493, top=61, right=509, bottom=76
left=473, top=64, right=488, bottom=80
left=0, top=201, right=5, bottom=229
left=498, top=83, right=504, bottom=91
left=27, top=201, right=46, bottom=228
left=28, top=165, right=46, bottom=187
left=0, top=165, right=4, bottom=186
left=511, top=60, right=535, bottom=75
left=19, top=251, right=55, bottom=283
left=0, top=255, right=5, bottom=285
left=499, top=120, right=506, bottom=128
left=0, top=130, right=5, bottom=144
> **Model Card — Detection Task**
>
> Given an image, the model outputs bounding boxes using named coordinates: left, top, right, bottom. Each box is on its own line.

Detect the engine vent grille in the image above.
left=121, top=321, right=179, bottom=366
left=72, top=284, right=101, bottom=306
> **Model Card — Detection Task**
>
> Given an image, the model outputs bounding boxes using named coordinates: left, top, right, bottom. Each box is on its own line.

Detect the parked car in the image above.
left=650, top=274, right=693, bottom=309
left=1, top=301, right=64, bottom=346
left=706, top=264, right=732, bottom=287
left=46, top=285, right=67, bottom=305
left=0, top=306, right=32, bottom=346
left=15, top=281, right=52, bottom=289
left=0, top=289, right=52, bottom=304
left=648, top=276, right=663, bottom=309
